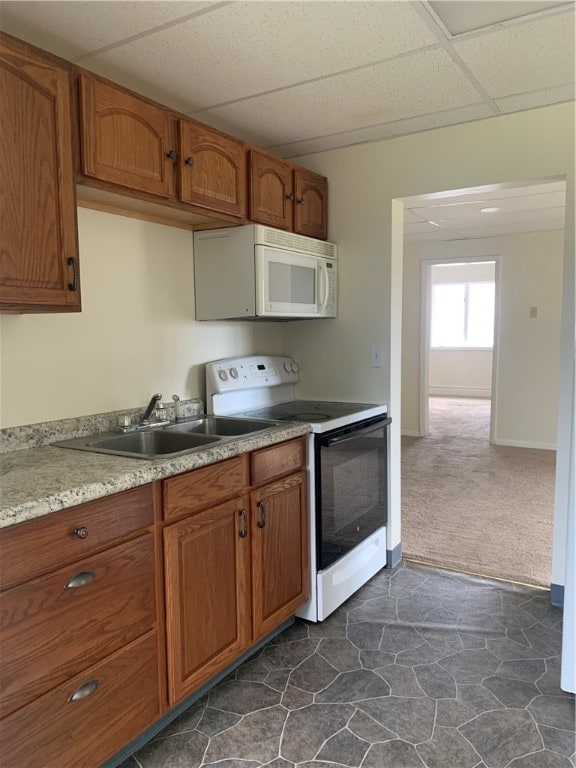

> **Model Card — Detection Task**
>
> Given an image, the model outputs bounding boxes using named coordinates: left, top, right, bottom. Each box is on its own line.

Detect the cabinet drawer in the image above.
left=0, top=533, right=156, bottom=717
left=0, top=484, right=154, bottom=590
left=251, top=438, right=306, bottom=486
left=0, top=631, right=160, bottom=768
left=163, top=456, right=246, bottom=521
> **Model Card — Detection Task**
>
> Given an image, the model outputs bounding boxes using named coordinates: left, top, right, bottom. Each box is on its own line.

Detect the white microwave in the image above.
left=193, top=225, right=337, bottom=320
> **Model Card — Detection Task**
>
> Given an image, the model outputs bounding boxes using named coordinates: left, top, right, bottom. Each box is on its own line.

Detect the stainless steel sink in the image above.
left=53, top=429, right=221, bottom=459
left=166, top=416, right=280, bottom=437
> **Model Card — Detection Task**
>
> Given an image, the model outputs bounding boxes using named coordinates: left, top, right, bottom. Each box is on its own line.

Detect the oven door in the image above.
left=315, top=415, right=391, bottom=570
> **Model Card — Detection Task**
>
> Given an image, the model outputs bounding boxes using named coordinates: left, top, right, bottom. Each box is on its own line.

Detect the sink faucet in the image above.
left=141, top=393, right=163, bottom=425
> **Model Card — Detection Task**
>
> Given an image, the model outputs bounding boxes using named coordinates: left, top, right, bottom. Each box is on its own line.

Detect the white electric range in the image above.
left=205, top=355, right=391, bottom=622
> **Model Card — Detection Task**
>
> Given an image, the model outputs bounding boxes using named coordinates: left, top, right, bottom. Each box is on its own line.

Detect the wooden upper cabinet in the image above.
left=294, top=168, right=328, bottom=240
left=79, top=74, right=175, bottom=198
left=248, top=149, right=294, bottom=230
left=179, top=121, right=246, bottom=217
left=0, top=35, right=80, bottom=313
left=249, top=149, right=329, bottom=239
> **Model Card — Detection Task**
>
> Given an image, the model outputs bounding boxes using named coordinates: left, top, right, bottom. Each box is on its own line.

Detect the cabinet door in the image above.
left=80, top=75, right=175, bottom=198
left=0, top=36, right=80, bottom=312
left=179, top=121, right=246, bottom=217
left=251, top=472, right=308, bottom=639
left=294, top=168, right=328, bottom=240
left=163, top=496, right=251, bottom=704
left=248, top=149, right=293, bottom=230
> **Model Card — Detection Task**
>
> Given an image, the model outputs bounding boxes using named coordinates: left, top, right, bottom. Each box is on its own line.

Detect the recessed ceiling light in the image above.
left=480, top=207, right=502, bottom=213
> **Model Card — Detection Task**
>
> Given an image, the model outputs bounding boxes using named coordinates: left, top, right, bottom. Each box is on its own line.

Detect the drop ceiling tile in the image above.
left=267, top=103, right=494, bottom=157
left=0, top=1, right=215, bottom=60
left=404, top=221, right=446, bottom=234
left=452, top=9, right=575, bottom=98
left=405, top=230, right=464, bottom=242
left=193, top=48, right=487, bottom=147
left=495, top=83, right=575, bottom=113
left=430, top=208, right=565, bottom=229
left=454, top=219, right=565, bottom=237
left=404, top=210, right=426, bottom=224
left=429, top=1, right=571, bottom=36
left=79, top=1, right=438, bottom=113
left=416, top=192, right=565, bottom=221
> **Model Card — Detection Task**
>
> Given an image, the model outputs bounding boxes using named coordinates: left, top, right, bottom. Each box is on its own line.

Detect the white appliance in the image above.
left=194, top=225, right=337, bottom=320
left=205, top=355, right=391, bottom=622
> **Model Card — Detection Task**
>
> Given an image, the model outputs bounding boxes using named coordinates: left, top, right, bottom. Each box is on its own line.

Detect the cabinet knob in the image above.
left=68, top=679, right=99, bottom=703
left=73, top=526, right=89, bottom=539
left=286, top=193, right=295, bottom=201
left=296, top=198, right=305, bottom=205
left=185, top=156, right=194, bottom=166
left=64, top=570, right=96, bottom=589
left=67, top=257, right=78, bottom=292
left=238, top=509, right=248, bottom=538
left=257, top=500, right=266, bottom=528
left=166, top=149, right=177, bottom=161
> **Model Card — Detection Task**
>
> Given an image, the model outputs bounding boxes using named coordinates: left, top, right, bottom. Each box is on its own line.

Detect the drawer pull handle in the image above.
left=68, top=679, right=99, bottom=702
left=73, top=527, right=89, bottom=539
left=257, top=500, right=266, bottom=528
left=65, top=571, right=96, bottom=589
left=238, top=509, right=248, bottom=538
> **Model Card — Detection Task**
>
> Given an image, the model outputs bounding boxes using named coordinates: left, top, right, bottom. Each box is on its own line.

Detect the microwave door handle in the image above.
left=319, top=263, right=329, bottom=312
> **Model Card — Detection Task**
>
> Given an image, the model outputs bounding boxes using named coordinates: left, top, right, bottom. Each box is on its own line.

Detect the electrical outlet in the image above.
left=530, top=306, right=538, bottom=319
left=371, top=344, right=384, bottom=368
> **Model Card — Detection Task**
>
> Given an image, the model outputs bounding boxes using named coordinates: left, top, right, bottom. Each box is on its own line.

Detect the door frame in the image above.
left=418, top=255, right=501, bottom=440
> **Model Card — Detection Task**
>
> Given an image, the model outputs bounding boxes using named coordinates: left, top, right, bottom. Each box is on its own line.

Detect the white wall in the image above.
left=0, top=208, right=282, bottom=427
left=284, top=103, right=574, bottom=592
left=402, top=233, right=563, bottom=447
left=429, top=350, right=493, bottom=395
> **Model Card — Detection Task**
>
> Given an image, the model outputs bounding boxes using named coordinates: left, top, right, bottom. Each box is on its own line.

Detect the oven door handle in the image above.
left=322, top=416, right=392, bottom=446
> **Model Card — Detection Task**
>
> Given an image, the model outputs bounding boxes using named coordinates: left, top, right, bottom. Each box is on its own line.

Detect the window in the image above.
left=431, top=281, right=495, bottom=348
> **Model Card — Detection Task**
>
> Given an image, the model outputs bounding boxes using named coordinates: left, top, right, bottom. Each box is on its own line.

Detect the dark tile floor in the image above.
left=121, top=561, right=575, bottom=768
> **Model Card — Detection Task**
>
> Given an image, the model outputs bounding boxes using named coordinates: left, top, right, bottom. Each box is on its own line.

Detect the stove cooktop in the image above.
left=241, top=399, right=388, bottom=432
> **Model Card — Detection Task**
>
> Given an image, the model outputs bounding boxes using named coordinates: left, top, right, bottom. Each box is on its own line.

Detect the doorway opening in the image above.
left=398, top=178, right=565, bottom=588
left=422, top=258, right=497, bottom=442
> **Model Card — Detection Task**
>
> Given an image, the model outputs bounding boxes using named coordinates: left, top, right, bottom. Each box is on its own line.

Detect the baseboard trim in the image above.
left=492, top=438, right=557, bottom=451
left=429, top=387, right=491, bottom=397
left=402, top=430, right=420, bottom=437
left=550, top=583, right=564, bottom=607
left=386, top=543, right=402, bottom=569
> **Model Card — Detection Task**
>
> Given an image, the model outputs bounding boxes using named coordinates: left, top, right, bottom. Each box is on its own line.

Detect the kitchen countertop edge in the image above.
left=0, top=423, right=311, bottom=529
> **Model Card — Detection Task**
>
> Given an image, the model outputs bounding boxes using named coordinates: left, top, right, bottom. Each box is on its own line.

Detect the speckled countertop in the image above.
left=0, top=402, right=310, bottom=530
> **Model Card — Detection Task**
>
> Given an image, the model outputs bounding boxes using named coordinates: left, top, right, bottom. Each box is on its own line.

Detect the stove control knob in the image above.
left=284, top=362, right=292, bottom=372
left=218, top=369, right=228, bottom=381
left=229, top=367, right=239, bottom=379
left=290, top=363, right=299, bottom=373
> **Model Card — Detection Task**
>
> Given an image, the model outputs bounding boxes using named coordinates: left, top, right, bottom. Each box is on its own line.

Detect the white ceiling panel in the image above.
left=452, top=9, right=575, bottom=98
left=0, top=0, right=572, bottom=225
left=79, top=1, right=439, bottom=113
left=415, top=192, right=566, bottom=221
left=405, top=230, right=464, bottom=242
left=450, top=218, right=566, bottom=237
left=0, top=1, right=215, bottom=60
left=192, top=48, right=486, bottom=146
left=429, top=1, right=571, bottom=35
left=495, top=83, right=575, bottom=113
left=268, top=103, right=495, bottom=157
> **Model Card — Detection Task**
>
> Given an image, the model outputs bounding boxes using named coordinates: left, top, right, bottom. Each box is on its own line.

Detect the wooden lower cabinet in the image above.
left=163, top=495, right=251, bottom=704
left=0, top=631, right=160, bottom=768
left=163, top=438, right=308, bottom=707
left=251, top=471, right=308, bottom=640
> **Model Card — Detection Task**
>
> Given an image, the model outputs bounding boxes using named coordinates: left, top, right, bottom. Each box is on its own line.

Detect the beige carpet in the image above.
left=401, top=397, right=556, bottom=587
